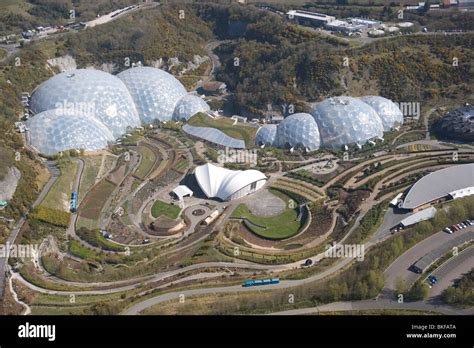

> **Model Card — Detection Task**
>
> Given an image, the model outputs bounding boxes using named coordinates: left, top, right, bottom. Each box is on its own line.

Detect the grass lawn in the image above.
left=135, top=145, right=156, bottom=179
left=41, top=160, right=78, bottom=212
left=79, top=156, right=103, bottom=199
left=230, top=189, right=305, bottom=240
left=151, top=200, right=181, bottom=219
left=188, top=113, right=257, bottom=146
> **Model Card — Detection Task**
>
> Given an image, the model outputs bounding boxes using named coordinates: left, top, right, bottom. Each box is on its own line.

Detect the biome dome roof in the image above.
left=172, top=95, right=210, bottom=121
left=360, top=96, right=403, bottom=131
left=276, top=113, right=321, bottom=151
left=117, top=66, right=187, bottom=124
left=27, top=109, right=114, bottom=155
left=256, top=124, right=278, bottom=146
left=436, top=105, right=474, bottom=141
left=30, top=69, right=141, bottom=137
left=311, top=96, right=384, bottom=147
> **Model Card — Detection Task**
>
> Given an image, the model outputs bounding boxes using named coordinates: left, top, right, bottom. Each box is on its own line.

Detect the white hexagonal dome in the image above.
left=27, top=109, right=114, bottom=155
left=117, top=66, right=187, bottom=124
left=311, top=96, right=384, bottom=147
left=173, top=95, right=210, bottom=121
left=276, top=113, right=321, bottom=151
left=360, top=96, right=403, bottom=131
left=256, top=124, right=278, bottom=146
left=30, top=69, right=141, bottom=137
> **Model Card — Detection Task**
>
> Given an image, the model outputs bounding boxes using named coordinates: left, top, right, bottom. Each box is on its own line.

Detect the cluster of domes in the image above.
left=28, top=67, right=210, bottom=155
left=256, top=96, right=403, bottom=150
left=435, top=105, right=474, bottom=141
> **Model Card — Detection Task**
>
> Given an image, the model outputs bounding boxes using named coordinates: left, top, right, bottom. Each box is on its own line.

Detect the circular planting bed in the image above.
left=192, top=208, right=206, bottom=216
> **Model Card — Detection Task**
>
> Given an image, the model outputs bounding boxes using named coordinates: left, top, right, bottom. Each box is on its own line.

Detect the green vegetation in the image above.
left=41, top=159, right=78, bottom=212
left=441, top=269, right=474, bottom=307
left=135, top=145, right=156, bottom=179
left=150, top=199, right=181, bottom=220
left=76, top=227, right=125, bottom=252
left=55, top=4, right=213, bottom=67
left=30, top=206, right=70, bottom=228
left=230, top=189, right=305, bottom=240
left=187, top=112, right=257, bottom=146
left=203, top=4, right=472, bottom=115
left=79, top=156, right=103, bottom=199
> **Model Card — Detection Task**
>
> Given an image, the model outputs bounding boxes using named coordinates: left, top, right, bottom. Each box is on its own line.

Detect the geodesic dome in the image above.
left=436, top=105, right=474, bottom=141
left=256, top=124, right=277, bottom=146
left=30, top=69, right=141, bottom=138
left=276, top=113, right=321, bottom=151
left=311, top=97, right=384, bottom=147
left=172, top=95, right=210, bottom=121
left=26, top=109, right=114, bottom=155
left=360, top=96, right=403, bottom=131
left=117, top=66, right=187, bottom=124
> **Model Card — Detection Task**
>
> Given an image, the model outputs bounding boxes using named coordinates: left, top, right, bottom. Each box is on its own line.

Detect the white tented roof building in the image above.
left=194, top=163, right=267, bottom=201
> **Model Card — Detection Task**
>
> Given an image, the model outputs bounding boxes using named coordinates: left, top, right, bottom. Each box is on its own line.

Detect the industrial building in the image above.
left=401, top=164, right=474, bottom=211
left=348, top=17, right=381, bottom=28
left=194, top=163, right=267, bottom=201
left=286, top=10, right=335, bottom=27
left=325, top=20, right=365, bottom=34
left=411, top=231, right=474, bottom=273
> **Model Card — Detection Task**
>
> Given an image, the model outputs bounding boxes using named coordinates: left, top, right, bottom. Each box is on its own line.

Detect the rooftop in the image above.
left=401, top=164, right=474, bottom=209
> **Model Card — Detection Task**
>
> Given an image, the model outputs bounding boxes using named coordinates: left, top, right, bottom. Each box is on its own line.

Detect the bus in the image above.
left=242, top=278, right=280, bottom=287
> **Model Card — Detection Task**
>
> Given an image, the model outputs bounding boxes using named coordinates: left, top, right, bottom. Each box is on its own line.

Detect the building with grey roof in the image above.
left=401, top=164, right=474, bottom=211
left=183, top=124, right=245, bottom=149
left=412, top=231, right=473, bottom=273
left=400, top=207, right=437, bottom=227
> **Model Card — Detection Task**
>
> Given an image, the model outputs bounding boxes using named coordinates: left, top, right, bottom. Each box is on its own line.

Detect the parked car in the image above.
left=443, top=227, right=453, bottom=234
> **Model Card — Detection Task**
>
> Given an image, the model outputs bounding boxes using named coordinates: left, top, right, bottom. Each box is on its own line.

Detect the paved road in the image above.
left=269, top=299, right=473, bottom=316
left=383, top=227, right=474, bottom=294
left=429, top=246, right=474, bottom=298
left=0, top=160, right=58, bottom=298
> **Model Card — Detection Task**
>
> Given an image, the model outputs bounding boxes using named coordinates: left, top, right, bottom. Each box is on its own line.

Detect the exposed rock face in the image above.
left=47, top=55, right=77, bottom=72
left=0, top=167, right=21, bottom=202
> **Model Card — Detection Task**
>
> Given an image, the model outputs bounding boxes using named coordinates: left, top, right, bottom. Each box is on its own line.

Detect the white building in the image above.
left=194, top=163, right=267, bottom=201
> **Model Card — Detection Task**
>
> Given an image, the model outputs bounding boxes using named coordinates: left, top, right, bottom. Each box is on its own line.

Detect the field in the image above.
left=78, top=179, right=116, bottom=220
left=230, top=190, right=305, bottom=240
left=135, top=145, right=157, bottom=179
left=151, top=200, right=181, bottom=220
left=188, top=113, right=257, bottom=146
left=41, top=160, right=78, bottom=212
left=79, top=156, right=102, bottom=199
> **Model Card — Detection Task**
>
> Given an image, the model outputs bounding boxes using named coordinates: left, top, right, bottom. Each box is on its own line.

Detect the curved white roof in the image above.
left=195, top=163, right=266, bottom=201
left=402, top=164, right=474, bottom=209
